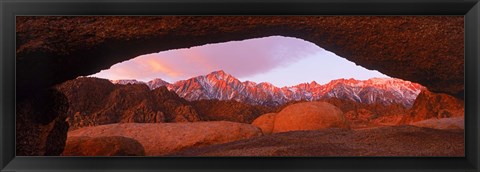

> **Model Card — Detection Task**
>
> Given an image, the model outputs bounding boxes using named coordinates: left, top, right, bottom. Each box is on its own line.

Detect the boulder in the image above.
left=272, top=102, right=350, bottom=133
left=67, top=121, right=263, bottom=155
left=62, top=136, right=145, bottom=156
left=252, top=113, right=276, bottom=135
left=410, top=117, right=464, bottom=130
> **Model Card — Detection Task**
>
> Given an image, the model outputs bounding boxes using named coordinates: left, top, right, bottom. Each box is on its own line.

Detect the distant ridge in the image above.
left=111, top=70, right=424, bottom=107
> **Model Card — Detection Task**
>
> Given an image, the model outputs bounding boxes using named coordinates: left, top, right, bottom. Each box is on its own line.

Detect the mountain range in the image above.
left=111, top=70, right=424, bottom=107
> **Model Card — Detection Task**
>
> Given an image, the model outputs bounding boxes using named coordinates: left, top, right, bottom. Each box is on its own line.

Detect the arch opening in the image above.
left=90, top=36, right=392, bottom=87
left=55, top=35, right=429, bottom=128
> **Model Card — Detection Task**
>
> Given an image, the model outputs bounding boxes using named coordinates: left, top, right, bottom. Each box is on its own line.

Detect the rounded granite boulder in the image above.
left=272, top=102, right=350, bottom=133
left=252, top=113, right=277, bottom=135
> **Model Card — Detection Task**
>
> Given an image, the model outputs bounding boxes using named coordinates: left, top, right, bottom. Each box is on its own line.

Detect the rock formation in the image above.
left=323, top=98, right=408, bottom=128
left=272, top=102, right=350, bottom=133
left=55, top=77, right=201, bottom=130
left=67, top=122, right=263, bottom=155
left=400, top=89, right=464, bottom=124
left=62, top=136, right=145, bottom=156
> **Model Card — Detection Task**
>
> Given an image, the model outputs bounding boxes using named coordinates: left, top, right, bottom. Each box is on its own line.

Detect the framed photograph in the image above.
left=1, top=0, right=479, bottom=171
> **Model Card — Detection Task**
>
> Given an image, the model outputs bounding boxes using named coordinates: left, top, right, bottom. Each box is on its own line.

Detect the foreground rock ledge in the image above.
left=67, top=121, right=263, bottom=155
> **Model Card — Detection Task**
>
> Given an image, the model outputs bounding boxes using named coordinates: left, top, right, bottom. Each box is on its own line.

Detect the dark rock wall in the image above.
left=16, top=89, right=69, bottom=156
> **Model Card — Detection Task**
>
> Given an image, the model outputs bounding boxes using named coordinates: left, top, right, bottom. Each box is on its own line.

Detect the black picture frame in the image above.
left=1, top=0, right=479, bottom=171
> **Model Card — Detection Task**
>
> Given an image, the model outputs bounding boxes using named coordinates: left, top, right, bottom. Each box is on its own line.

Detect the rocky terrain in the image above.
left=56, top=77, right=201, bottom=130
left=57, top=76, right=419, bottom=129
left=59, top=91, right=464, bottom=156
left=57, top=74, right=465, bottom=132
left=113, top=70, right=423, bottom=107
left=56, top=77, right=276, bottom=129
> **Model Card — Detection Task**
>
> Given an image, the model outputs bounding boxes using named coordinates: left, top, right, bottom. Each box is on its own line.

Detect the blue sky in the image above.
left=91, top=36, right=389, bottom=87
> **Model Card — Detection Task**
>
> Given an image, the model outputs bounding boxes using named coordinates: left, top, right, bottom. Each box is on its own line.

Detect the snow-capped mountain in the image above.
left=147, top=78, right=170, bottom=89
left=111, top=70, right=424, bottom=107
left=281, top=78, right=423, bottom=107
left=110, top=78, right=170, bottom=90
left=110, top=79, right=145, bottom=85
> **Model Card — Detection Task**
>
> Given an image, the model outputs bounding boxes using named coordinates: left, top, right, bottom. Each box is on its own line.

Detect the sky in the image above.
left=91, top=36, right=390, bottom=87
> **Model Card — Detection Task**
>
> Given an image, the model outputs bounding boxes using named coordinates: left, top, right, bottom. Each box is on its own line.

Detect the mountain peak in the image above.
left=146, top=78, right=170, bottom=90
left=110, top=79, right=145, bottom=85
left=206, top=70, right=234, bottom=80
left=210, top=70, right=227, bottom=75
left=109, top=71, right=423, bottom=108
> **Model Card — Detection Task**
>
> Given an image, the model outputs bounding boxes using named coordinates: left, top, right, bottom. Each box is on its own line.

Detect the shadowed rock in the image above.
left=62, top=136, right=145, bottom=156
left=16, top=89, right=69, bottom=156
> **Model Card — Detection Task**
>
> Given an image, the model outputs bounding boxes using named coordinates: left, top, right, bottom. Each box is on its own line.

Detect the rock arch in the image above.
left=15, top=16, right=464, bottom=155
left=16, top=16, right=464, bottom=100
